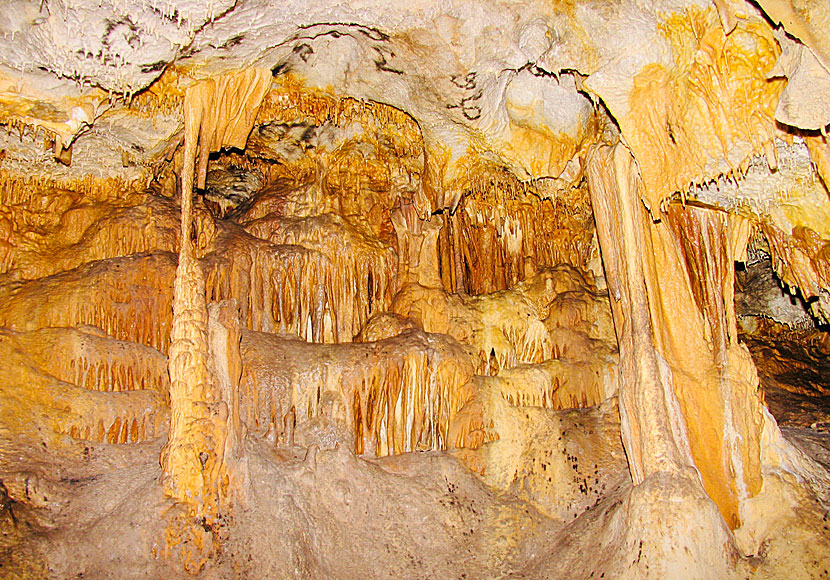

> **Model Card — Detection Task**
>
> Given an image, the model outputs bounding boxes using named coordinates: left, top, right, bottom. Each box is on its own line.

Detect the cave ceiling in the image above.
left=0, top=0, right=820, bottom=190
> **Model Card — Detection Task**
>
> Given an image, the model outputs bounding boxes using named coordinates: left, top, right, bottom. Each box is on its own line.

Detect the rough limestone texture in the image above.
left=1, top=1, right=830, bottom=579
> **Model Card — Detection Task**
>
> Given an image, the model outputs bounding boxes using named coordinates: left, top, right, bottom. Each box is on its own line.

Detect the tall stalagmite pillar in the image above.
left=587, top=142, right=765, bottom=523
left=586, top=143, right=689, bottom=481
left=159, top=69, right=271, bottom=569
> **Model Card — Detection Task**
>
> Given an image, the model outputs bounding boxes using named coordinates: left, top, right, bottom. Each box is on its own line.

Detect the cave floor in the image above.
left=0, top=327, right=829, bottom=579
left=0, top=417, right=631, bottom=580
left=1, top=397, right=829, bottom=579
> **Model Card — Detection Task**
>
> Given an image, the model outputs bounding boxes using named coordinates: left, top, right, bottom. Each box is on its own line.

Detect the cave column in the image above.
left=160, top=80, right=218, bottom=517
left=587, top=142, right=754, bottom=577
left=587, top=142, right=765, bottom=531
left=159, top=69, right=271, bottom=570
left=586, top=143, right=688, bottom=482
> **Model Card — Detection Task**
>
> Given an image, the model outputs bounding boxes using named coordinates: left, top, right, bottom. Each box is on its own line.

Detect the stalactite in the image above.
left=0, top=253, right=176, bottom=352
left=0, top=327, right=169, bottom=446
left=239, top=328, right=475, bottom=457
left=240, top=213, right=397, bottom=341
left=439, top=171, right=595, bottom=295
left=762, top=222, right=830, bottom=323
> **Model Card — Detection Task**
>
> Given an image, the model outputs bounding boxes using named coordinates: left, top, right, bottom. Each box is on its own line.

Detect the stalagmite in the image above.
left=160, top=69, right=270, bottom=570
left=586, top=143, right=687, bottom=482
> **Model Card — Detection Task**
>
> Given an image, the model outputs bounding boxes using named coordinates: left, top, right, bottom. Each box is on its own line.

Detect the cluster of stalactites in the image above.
left=0, top=174, right=168, bottom=279
left=348, top=340, right=474, bottom=456
left=243, top=213, right=397, bottom=340
left=202, top=223, right=393, bottom=344
left=0, top=170, right=146, bottom=208
left=0, top=253, right=176, bottom=353
left=66, top=400, right=168, bottom=445
left=238, top=329, right=475, bottom=458
left=0, top=199, right=180, bottom=280
left=0, top=198, right=399, bottom=358
left=439, top=176, right=595, bottom=295
left=132, top=71, right=424, bottom=146
left=447, top=353, right=617, bottom=454
left=17, top=327, right=171, bottom=398
left=0, top=99, right=98, bottom=166
left=624, top=7, right=784, bottom=210
left=392, top=265, right=613, bottom=377
left=761, top=222, right=830, bottom=324
left=204, top=234, right=333, bottom=340
left=256, top=78, right=423, bottom=152
left=496, top=362, right=603, bottom=410
left=0, top=327, right=169, bottom=446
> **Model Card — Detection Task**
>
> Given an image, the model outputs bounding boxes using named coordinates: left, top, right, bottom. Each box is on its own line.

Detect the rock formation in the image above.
left=1, top=1, right=830, bottom=578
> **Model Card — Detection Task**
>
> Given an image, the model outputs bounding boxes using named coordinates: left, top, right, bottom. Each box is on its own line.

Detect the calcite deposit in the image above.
left=1, top=0, right=830, bottom=579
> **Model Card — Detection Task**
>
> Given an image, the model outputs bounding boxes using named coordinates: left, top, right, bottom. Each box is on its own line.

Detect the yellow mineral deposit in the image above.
left=622, top=6, right=784, bottom=210
left=1, top=2, right=830, bottom=579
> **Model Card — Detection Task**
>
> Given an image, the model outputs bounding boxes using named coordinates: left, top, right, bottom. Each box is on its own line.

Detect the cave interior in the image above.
left=2, top=0, right=830, bottom=578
